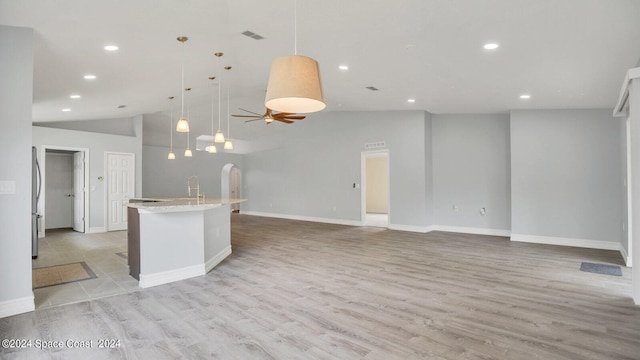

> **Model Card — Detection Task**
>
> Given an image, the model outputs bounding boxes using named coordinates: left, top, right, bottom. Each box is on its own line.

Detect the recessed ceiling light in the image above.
left=407, top=99, right=416, bottom=103
left=519, top=94, right=531, bottom=99
left=483, top=43, right=499, bottom=50
left=83, top=74, right=97, bottom=80
left=69, top=94, right=81, bottom=99
left=62, top=108, right=71, bottom=112
left=338, top=65, right=349, bottom=70
left=104, top=45, right=119, bottom=51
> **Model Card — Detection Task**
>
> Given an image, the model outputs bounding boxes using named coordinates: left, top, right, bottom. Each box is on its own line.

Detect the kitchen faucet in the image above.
left=187, top=175, right=201, bottom=198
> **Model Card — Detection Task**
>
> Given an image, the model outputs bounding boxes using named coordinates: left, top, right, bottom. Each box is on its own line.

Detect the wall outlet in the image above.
left=480, top=207, right=486, bottom=216
left=453, top=205, right=459, bottom=212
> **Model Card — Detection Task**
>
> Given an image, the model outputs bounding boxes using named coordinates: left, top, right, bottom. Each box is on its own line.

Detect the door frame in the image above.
left=105, top=151, right=136, bottom=231
left=221, top=163, right=241, bottom=210
left=40, top=145, right=90, bottom=237
left=361, top=149, right=390, bottom=226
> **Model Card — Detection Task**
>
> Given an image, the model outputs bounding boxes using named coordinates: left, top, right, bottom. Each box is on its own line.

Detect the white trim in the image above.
left=242, top=211, right=361, bottom=227
left=620, top=245, right=631, bottom=267
left=614, top=67, right=640, bottom=117
left=361, top=149, right=390, bottom=227
left=40, top=145, right=90, bottom=237
left=388, top=224, right=433, bottom=233
left=87, top=227, right=106, bottom=234
left=205, top=246, right=232, bottom=273
left=432, top=225, right=511, bottom=237
left=0, top=295, right=34, bottom=318
left=138, top=264, right=205, bottom=288
left=510, top=233, right=621, bottom=251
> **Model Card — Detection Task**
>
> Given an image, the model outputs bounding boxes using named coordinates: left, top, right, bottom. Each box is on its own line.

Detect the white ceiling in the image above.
left=1, top=0, right=639, bottom=143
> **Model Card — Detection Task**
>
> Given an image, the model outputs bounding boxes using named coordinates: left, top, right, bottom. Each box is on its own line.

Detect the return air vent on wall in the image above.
left=241, top=30, right=264, bottom=40
left=366, top=86, right=379, bottom=91
left=364, top=141, right=386, bottom=149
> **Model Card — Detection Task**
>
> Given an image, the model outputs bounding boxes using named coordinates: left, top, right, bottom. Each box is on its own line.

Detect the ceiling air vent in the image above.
left=117, top=105, right=127, bottom=109
left=366, top=86, right=379, bottom=91
left=241, top=30, right=264, bottom=40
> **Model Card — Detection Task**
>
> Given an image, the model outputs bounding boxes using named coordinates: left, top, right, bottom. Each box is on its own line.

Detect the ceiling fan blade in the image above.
left=238, top=108, right=263, bottom=116
left=244, top=118, right=263, bottom=122
left=233, top=114, right=263, bottom=118
left=278, top=115, right=306, bottom=120
left=274, top=118, right=294, bottom=124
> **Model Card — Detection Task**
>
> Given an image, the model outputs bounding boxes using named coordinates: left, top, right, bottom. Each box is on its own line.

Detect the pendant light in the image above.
left=167, top=96, right=176, bottom=160
left=213, top=52, right=226, bottom=143
left=206, top=76, right=217, bottom=154
left=184, top=87, right=193, bottom=157
left=264, top=0, right=325, bottom=114
left=176, top=36, right=190, bottom=132
left=224, top=66, right=233, bottom=150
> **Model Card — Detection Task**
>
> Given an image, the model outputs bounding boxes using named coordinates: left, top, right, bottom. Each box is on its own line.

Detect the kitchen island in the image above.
left=127, top=197, right=245, bottom=288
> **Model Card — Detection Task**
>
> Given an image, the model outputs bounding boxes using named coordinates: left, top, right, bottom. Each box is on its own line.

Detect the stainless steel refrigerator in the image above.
left=32, top=146, right=41, bottom=258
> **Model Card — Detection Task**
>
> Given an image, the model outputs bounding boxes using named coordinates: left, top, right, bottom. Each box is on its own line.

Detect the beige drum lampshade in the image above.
left=265, top=55, right=326, bottom=114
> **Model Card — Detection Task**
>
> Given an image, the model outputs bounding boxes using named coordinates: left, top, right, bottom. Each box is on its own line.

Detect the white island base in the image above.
left=127, top=198, right=242, bottom=288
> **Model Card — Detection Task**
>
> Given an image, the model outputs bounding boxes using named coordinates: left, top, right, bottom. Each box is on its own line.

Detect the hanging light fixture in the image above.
left=176, top=36, right=190, bottom=132
left=224, top=66, right=233, bottom=150
left=206, top=76, right=217, bottom=154
left=167, top=96, right=176, bottom=160
left=265, top=0, right=325, bottom=114
left=213, top=52, right=226, bottom=143
left=184, top=87, right=193, bottom=157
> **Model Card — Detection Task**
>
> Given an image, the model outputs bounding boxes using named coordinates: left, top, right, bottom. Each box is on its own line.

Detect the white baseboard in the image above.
left=205, top=246, right=232, bottom=273
left=432, top=225, right=511, bottom=237
left=620, top=245, right=632, bottom=267
left=87, top=227, right=106, bottom=234
left=0, top=295, right=34, bottom=319
left=242, top=211, right=361, bottom=227
left=388, top=224, right=433, bottom=233
left=139, top=264, right=205, bottom=289
left=510, top=233, right=621, bottom=251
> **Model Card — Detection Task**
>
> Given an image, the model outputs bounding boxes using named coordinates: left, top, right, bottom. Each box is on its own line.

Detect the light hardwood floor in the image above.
left=2, top=214, right=639, bottom=359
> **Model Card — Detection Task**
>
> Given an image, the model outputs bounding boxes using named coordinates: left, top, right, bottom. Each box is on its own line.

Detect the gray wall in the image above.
left=432, top=114, right=511, bottom=231
left=0, top=25, right=34, bottom=311
left=243, top=110, right=430, bottom=228
left=142, top=145, right=244, bottom=199
left=510, top=109, right=622, bottom=243
left=33, top=122, right=143, bottom=231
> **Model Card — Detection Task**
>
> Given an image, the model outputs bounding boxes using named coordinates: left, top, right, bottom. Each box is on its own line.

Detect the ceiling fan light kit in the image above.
left=265, top=55, right=325, bottom=114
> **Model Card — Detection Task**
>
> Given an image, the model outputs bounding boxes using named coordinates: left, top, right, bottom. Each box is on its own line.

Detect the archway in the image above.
left=221, top=163, right=241, bottom=212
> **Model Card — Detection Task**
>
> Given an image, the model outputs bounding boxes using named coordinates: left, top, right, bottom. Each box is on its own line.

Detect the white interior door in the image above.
left=107, top=153, right=135, bottom=231
left=73, top=151, right=85, bottom=232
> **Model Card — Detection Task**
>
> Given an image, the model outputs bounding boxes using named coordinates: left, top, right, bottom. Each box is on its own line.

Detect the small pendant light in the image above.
left=224, top=66, right=233, bottom=150
left=207, top=76, right=217, bottom=154
left=213, top=52, right=226, bottom=143
left=167, top=96, right=176, bottom=160
left=176, top=36, right=190, bottom=132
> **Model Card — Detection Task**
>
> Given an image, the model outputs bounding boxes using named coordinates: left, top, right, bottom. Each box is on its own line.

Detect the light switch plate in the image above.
left=0, top=181, right=16, bottom=195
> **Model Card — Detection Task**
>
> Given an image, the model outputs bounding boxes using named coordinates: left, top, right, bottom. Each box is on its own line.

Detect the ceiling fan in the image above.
left=232, top=108, right=305, bottom=124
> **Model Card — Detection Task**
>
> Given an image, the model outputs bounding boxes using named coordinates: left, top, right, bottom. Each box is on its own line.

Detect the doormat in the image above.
left=32, top=262, right=97, bottom=289
left=580, top=262, right=622, bottom=276
left=116, top=252, right=128, bottom=259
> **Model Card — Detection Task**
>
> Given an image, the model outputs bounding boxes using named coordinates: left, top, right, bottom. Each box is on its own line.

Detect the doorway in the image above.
left=361, top=150, right=390, bottom=227
left=221, top=163, right=241, bottom=212
left=40, top=146, right=89, bottom=237
left=106, top=152, right=135, bottom=231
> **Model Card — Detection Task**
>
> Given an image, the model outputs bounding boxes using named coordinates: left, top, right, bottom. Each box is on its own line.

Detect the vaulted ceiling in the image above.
left=1, top=0, right=639, bottom=144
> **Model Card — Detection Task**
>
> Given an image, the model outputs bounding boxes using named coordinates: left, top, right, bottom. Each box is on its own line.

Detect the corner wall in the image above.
left=0, top=25, right=35, bottom=317
left=510, top=109, right=623, bottom=249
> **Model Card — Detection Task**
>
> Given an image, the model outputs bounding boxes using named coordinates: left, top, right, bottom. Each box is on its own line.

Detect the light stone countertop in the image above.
left=128, top=197, right=246, bottom=213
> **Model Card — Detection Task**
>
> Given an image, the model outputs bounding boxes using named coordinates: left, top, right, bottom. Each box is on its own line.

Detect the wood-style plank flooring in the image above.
left=1, top=214, right=639, bottom=359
